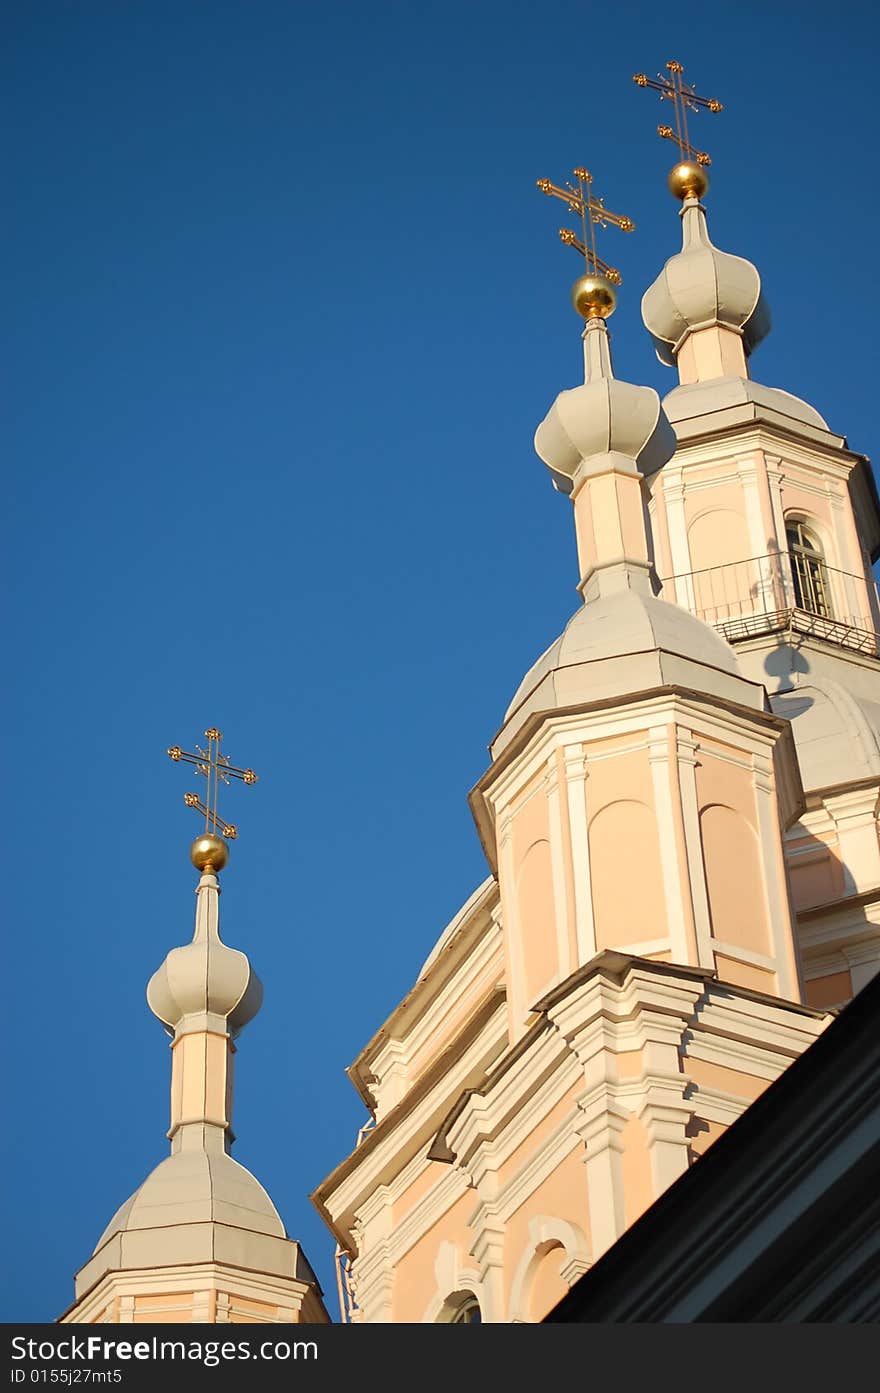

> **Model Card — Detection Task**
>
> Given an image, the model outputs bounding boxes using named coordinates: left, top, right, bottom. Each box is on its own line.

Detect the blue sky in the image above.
left=5, top=0, right=878, bottom=1321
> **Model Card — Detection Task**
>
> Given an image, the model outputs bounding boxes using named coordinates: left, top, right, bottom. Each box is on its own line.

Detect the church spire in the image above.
left=634, top=60, right=771, bottom=383
left=149, top=728, right=262, bottom=1154
left=62, top=726, right=330, bottom=1323
left=533, top=166, right=676, bottom=600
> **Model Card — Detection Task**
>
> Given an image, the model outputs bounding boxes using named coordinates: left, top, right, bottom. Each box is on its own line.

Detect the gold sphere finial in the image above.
left=667, top=161, right=710, bottom=202
left=571, top=272, right=617, bottom=320
left=190, top=832, right=229, bottom=874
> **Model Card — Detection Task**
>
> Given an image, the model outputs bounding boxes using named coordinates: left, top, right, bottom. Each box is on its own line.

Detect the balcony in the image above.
left=660, top=551, right=880, bottom=656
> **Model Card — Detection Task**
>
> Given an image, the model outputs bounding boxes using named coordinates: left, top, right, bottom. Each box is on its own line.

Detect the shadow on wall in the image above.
left=763, top=640, right=812, bottom=692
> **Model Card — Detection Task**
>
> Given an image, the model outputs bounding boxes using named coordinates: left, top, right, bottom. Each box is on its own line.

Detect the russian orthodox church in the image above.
left=62, top=75, right=879, bottom=1326
left=311, top=148, right=880, bottom=1321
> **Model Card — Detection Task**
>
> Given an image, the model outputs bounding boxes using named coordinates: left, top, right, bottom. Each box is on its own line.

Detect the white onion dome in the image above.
left=147, top=872, right=263, bottom=1038
left=535, top=318, right=676, bottom=492
left=642, top=196, right=770, bottom=367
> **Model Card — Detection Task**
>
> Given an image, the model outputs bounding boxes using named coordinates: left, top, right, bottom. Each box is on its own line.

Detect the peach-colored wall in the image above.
left=700, top=804, right=769, bottom=954
left=685, top=1056, right=768, bottom=1102
left=615, top=1049, right=643, bottom=1079
left=688, top=1117, right=726, bottom=1157
left=528, top=1245, right=569, bottom=1321
left=779, top=482, right=834, bottom=544
left=502, top=1145, right=591, bottom=1311
left=687, top=499, right=751, bottom=572
left=616, top=475, right=650, bottom=563
left=497, top=1085, right=584, bottom=1196
left=619, top=1115, right=654, bottom=1228
left=787, top=845, right=844, bottom=912
left=714, top=954, right=777, bottom=993
left=392, top=1160, right=455, bottom=1223
left=573, top=479, right=595, bottom=581
left=516, top=838, right=557, bottom=1003
left=392, top=1190, right=476, bottom=1322
left=804, top=970, right=852, bottom=1009
left=134, top=1293, right=187, bottom=1310
left=695, top=749, right=771, bottom=958
left=589, top=799, right=668, bottom=948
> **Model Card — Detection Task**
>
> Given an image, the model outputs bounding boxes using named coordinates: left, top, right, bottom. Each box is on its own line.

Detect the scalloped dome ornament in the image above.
left=641, top=197, right=771, bottom=366
left=633, top=59, right=771, bottom=367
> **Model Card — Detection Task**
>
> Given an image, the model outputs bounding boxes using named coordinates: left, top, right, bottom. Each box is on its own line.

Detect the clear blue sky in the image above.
left=5, top=0, right=878, bottom=1321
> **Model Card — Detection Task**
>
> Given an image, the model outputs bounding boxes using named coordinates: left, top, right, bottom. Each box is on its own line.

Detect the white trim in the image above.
left=497, top=1116, right=583, bottom=1224
left=546, top=755, right=573, bottom=980
left=649, top=722, right=692, bottom=964
left=692, top=1085, right=753, bottom=1127
left=751, top=750, right=797, bottom=999
left=324, top=1000, right=509, bottom=1223
left=498, top=817, right=528, bottom=1032
left=508, top=1215, right=590, bottom=1322
left=710, top=939, right=779, bottom=970
left=564, top=744, right=596, bottom=963
left=676, top=731, right=715, bottom=968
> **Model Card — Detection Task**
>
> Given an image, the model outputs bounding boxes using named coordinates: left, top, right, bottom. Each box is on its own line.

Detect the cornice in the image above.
left=665, top=409, right=853, bottom=465
left=310, top=990, right=508, bottom=1242
left=796, top=886, right=880, bottom=925
left=346, top=879, right=500, bottom=1107
left=547, top=972, right=880, bottom=1322
left=471, top=684, right=796, bottom=867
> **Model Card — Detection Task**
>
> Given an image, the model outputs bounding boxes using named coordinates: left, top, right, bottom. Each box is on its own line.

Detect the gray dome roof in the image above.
left=97, top=1149, right=286, bottom=1251
left=663, top=375, right=828, bottom=433
left=770, top=677, right=880, bottom=790
left=504, top=590, right=742, bottom=726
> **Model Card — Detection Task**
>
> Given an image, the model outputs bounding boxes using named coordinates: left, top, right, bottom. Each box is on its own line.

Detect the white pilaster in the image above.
left=675, top=731, right=715, bottom=968
left=662, top=471, right=694, bottom=609
left=563, top=744, right=595, bottom=965
left=576, top=1091, right=629, bottom=1260
left=546, top=753, right=573, bottom=980
left=648, top=723, right=692, bottom=965
left=752, top=751, right=798, bottom=1000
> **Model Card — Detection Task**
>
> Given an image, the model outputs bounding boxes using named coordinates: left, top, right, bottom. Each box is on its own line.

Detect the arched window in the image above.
left=786, top=521, right=831, bottom=617
left=449, top=1294, right=482, bottom=1324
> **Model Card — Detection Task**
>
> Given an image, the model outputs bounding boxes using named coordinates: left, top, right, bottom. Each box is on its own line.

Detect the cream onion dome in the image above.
left=534, top=316, right=676, bottom=494
left=642, top=195, right=771, bottom=367
left=147, top=871, right=263, bottom=1038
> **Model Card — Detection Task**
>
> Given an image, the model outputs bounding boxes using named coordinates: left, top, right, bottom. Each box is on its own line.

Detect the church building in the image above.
left=311, top=68, right=880, bottom=1323
left=61, top=64, right=879, bottom=1325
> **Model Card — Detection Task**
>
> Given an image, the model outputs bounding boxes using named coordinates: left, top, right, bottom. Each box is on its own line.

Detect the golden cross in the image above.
left=633, top=60, right=723, bottom=165
left=167, top=727, right=257, bottom=840
left=536, top=168, right=634, bottom=284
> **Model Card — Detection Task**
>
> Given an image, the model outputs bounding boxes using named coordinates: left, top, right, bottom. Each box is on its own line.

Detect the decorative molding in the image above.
left=508, top=1216, right=590, bottom=1322
left=648, top=722, right=693, bottom=965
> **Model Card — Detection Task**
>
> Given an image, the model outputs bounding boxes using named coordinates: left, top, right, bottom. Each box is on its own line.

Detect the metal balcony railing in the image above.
left=659, top=551, right=880, bottom=655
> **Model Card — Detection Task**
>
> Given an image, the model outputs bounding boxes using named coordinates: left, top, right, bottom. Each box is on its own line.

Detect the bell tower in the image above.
left=470, top=169, right=805, bottom=1025
left=633, top=61, right=880, bottom=1009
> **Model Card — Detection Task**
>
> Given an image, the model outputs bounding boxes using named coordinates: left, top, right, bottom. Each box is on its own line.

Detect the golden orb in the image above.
left=190, top=832, right=229, bottom=873
left=571, top=273, right=617, bottom=320
left=667, top=161, right=709, bottom=202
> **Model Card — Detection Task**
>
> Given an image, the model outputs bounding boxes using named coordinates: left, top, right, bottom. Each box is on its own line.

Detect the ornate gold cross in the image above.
left=633, top=60, right=723, bottom=166
left=167, top=727, right=257, bottom=840
left=536, top=168, right=634, bottom=285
